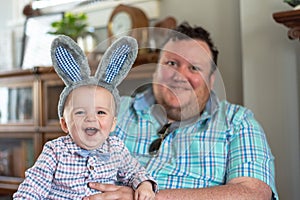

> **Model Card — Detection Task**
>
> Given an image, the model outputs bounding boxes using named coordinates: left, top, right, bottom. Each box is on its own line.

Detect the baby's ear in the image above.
left=94, top=36, right=138, bottom=87
left=59, top=118, right=69, bottom=133
left=51, top=35, right=91, bottom=86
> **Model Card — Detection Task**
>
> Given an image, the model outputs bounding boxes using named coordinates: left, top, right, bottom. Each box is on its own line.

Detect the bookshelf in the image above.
left=0, top=67, right=64, bottom=196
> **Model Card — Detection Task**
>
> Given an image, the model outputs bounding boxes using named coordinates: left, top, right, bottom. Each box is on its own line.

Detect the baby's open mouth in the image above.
left=84, top=127, right=99, bottom=135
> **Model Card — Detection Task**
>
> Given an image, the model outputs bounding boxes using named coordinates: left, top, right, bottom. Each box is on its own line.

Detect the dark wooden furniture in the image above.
left=273, top=9, right=300, bottom=40
left=0, top=67, right=64, bottom=197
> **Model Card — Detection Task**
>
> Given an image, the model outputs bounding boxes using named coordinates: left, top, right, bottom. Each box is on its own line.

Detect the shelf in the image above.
left=273, top=9, right=300, bottom=40
left=72, top=0, right=160, bottom=28
left=0, top=66, right=55, bottom=78
left=0, top=176, right=23, bottom=195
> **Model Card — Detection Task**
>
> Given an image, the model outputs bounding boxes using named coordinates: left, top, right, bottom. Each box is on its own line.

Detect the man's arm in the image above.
left=83, top=183, right=134, bottom=200
left=84, top=177, right=272, bottom=200
left=155, top=177, right=272, bottom=200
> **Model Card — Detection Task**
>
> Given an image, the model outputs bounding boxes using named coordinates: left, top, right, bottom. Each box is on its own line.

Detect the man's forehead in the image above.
left=162, top=39, right=213, bottom=63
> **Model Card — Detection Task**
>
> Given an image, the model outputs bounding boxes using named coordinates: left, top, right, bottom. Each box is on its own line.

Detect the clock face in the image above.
left=111, top=12, right=132, bottom=36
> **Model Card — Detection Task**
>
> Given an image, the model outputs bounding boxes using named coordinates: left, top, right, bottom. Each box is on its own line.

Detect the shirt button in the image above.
left=89, top=165, right=94, bottom=170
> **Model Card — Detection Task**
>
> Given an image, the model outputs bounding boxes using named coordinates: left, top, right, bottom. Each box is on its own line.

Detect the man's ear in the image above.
left=209, top=71, right=216, bottom=90
left=110, top=117, right=117, bottom=132
left=60, top=118, right=69, bottom=133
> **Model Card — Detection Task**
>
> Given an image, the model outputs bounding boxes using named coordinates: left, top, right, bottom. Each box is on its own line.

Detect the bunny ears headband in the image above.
left=51, top=35, right=138, bottom=118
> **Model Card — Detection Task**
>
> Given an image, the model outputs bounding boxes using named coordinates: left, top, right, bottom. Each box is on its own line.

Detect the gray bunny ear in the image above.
left=95, top=36, right=138, bottom=87
left=51, top=35, right=90, bottom=86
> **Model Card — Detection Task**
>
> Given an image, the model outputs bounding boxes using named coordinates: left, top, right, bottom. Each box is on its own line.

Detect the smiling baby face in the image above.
left=60, top=85, right=116, bottom=150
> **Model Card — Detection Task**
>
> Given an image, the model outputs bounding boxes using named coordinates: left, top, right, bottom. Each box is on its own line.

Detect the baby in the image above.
left=13, top=35, right=157, bottom=199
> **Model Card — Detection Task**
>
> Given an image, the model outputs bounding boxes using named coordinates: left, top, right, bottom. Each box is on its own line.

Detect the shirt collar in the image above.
left=201, top=90, right=219, bottom=118
left=133, top=87, right=220, bottom=128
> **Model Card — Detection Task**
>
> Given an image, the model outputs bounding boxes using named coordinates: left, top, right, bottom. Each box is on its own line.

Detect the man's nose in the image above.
left=173, top=66, right=188, bottom=81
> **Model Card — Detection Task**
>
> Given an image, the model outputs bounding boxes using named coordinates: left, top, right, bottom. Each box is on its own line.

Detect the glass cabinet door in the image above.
left=0, top=135, right=34, bottom=178
left=43, top=80, right=64, bottom=126
left=0, top=85, right=33, bottom=124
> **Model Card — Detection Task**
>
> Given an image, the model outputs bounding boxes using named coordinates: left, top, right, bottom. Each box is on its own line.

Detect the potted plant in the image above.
left=48, top=12, right=97, bottom=52
left=48, top=12, right=89, bottom=41
left=284, top=0, right=300, bottom=7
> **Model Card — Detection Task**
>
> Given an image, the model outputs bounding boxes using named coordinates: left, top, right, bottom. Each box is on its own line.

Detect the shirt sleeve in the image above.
left=13, top=141, right=58, bottom=199
left=226, top=108, right=278, bottom=199
left=114, top=137, right=158, bottom=193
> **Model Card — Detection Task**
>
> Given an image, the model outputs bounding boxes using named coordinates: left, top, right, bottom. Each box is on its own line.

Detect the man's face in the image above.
left=60, top=86, right=116, bottom=150
left=153, top=39, right=215, bottom=121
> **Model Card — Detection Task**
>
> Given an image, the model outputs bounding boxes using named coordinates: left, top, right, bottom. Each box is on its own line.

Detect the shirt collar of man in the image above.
left=133, top=87, right=220, bottom=129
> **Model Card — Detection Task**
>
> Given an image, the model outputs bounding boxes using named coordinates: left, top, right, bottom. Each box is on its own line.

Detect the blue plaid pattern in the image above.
left=13, top=135, right=156, bottom=199
left=105, top=44, right=130, bottom=83
left=113, top=89, right=278, bottom=199
left=55, top=46, right=82, bottom=82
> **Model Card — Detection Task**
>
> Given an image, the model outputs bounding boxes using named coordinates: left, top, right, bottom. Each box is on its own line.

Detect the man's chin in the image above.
left=164, top=100, right=181, bottom=109
left=165, top=97, right=192, bottom=108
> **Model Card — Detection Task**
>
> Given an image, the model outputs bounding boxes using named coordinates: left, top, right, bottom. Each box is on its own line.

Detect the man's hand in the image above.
left=83, top=183, right=134, bottom=200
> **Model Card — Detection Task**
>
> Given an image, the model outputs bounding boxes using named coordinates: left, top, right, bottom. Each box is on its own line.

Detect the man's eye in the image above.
left=190, top=65, right=201, bottom=72
left=166, top=61, right=177, bottom=66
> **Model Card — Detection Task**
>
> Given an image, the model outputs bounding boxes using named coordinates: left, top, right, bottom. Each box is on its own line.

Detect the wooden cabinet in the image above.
left=0, top=52, right=157, bottom=197
left=0, top=67, right=65, bottom=197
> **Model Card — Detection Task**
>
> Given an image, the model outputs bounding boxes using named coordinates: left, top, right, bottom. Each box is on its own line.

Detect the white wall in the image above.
left=0, top=0, right=28, bottom=69
left=0, top=0, right=12, bottom=28
left=240, top=0, right=300, bottom=199
left=161, top=0, right=300, bottom=199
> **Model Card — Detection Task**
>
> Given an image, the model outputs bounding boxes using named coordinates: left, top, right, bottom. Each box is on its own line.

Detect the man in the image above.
left=84, top=22, right=278, bottom=200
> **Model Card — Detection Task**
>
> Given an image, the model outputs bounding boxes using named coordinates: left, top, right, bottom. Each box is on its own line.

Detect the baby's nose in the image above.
left=85, top=113, right=96, bottom=121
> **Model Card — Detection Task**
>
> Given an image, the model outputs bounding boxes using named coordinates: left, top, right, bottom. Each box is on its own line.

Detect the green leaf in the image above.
left=48, top=12, right=90, bottom=40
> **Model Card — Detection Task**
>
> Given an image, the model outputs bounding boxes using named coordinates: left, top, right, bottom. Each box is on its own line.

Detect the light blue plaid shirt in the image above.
left=113, top=88, right=278, bottom=199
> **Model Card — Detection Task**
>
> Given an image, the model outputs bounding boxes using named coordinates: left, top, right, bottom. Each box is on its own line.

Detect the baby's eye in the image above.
left=97, top=110, right=106, bottom=115
left=75, top=110, right=85, bottom=115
